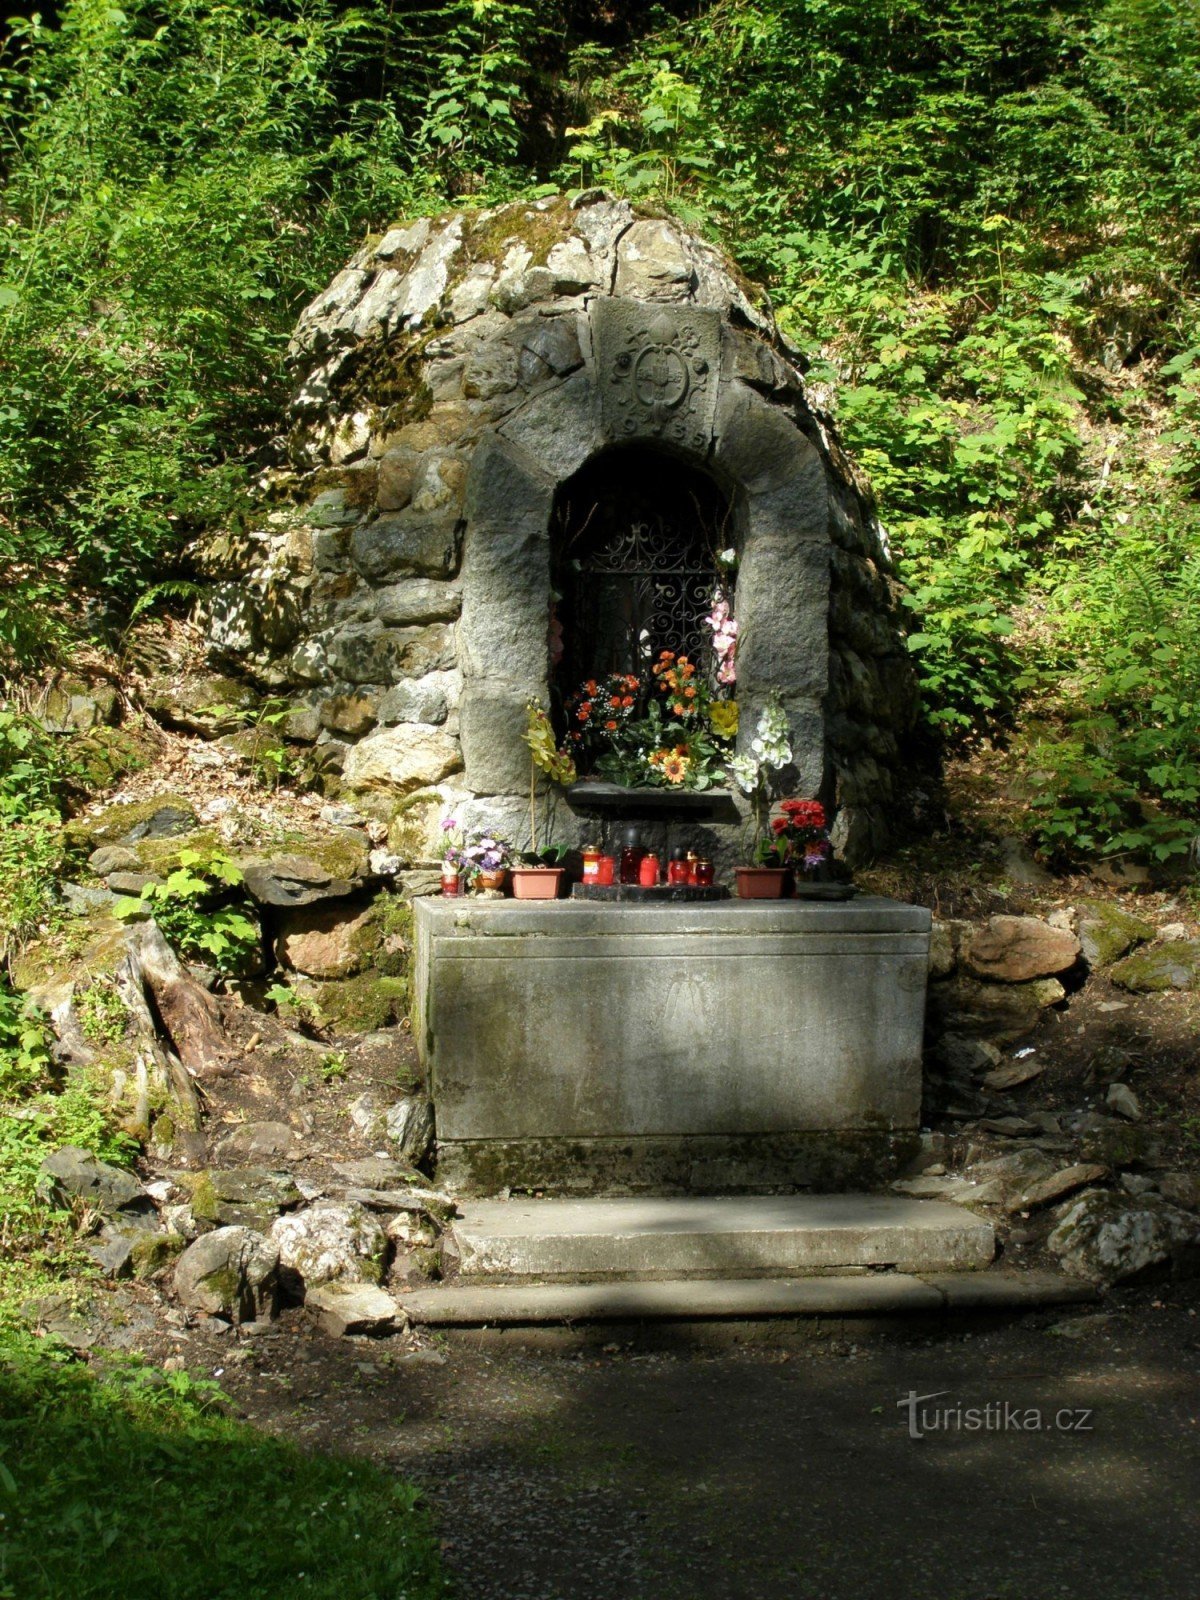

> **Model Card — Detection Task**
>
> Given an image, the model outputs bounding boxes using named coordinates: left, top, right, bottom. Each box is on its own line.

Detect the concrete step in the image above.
left=447, top=1194, right=995, bottom=1280
left=399, top=1270, right=1094, bottom=1327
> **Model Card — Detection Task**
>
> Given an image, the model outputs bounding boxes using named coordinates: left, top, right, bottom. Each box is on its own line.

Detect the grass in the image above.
left=0, top=964, right=448, bottom=1600
left=0, top=1328, right=449, bottom=1600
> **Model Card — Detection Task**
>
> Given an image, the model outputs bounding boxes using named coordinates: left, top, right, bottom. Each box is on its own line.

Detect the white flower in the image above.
left=729, top=753, right=760, bottom=794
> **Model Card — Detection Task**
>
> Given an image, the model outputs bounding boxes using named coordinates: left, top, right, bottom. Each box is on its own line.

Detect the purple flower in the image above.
left=442, top=817, right=459, bottom=832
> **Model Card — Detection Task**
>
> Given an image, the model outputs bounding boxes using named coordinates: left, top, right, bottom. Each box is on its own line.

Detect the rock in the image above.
left=982, top=1056, right=1045, bottom=1092
left=1158, top=1173, right=1200, bottom=1211
left=275, top=900, right=383, bottom=980
left=190, top=1168, right=303, bottom=1230
left=377, top=673, right=456, bottom=727
left=174, top=1227, right=279, bottom=1321
left=36, top=675, right=120, bottom=734
left=1120, top=1171, right=1158, bottom=1196
left=38, top=1147, right=150, bottom=1216
left=927, top=975, right=1065, bottom=1042
left=936, top=1033, right=1001, bottom=1076
left=215, top=1122, right=302, bottom=1163
left=997, top=835, right=1053, bottom=887
left=318, top=694, right=378, bottom=738
left=1159, top=921, right=1189, bottom=942
left=1091, top=859, right=1152, bottom=889
left=1047, top=1190, right=1200, bottom=1284
left=962, top=916, right=1081, bottom=982
left=143, top=673, right=257, bottom=738
left=305, top=1281, right=404, bottom=1337
left=129, top=1231, right=187, bottom=1278
left=1074, top=899, right=1155, bottom=968
left=349, top=510, right=460, bottom=583
left=928, top=920, right=957, bottom=978
left=304, top=971, right=408, bottom=1035
left=240, top=834, right=371, bottom=907
left=1105, top=1082, right=1142, bottom=1121
left=1046, top=1313, right=1113, bottom=1340
left=890, top=1174, right=992, bottom=1204
left=88, top=845, right=141, bottom=877
left=1012, top=1163, right=1110, bottom=1213
left=1111, top=941, right=1200, bottom=992
left=965, top=1148, right=1057, bottom=1206
left=383, top=1095, right=435, bottom=1163
left=1086, top=1044, right=1132, bottom=1085
left=978, top=1115, right=1041, bottom=1138
left=341, top=724, right=462, bottom=796
left=270, top=1200, right=387, bottom=1288
left=334, top=1156, right=421, bottom=1187
left=613, top=218, right=695, bottom=300
left=1076, top=1117, right=1161, bottom=1170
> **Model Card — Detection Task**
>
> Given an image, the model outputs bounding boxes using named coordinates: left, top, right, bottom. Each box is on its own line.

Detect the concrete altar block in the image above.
left=414, top=896, right=931, bottom=1193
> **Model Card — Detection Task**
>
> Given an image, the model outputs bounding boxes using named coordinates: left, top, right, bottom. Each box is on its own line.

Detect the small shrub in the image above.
left=114, top=848, right=260, bottom=975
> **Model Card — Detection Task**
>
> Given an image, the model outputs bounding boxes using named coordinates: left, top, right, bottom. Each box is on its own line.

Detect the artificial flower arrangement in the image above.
left=758, top=798, right=832, bottom=876
left=557, top=582, right=742, bottom=793
left=440, top=816, right=515, bottom=889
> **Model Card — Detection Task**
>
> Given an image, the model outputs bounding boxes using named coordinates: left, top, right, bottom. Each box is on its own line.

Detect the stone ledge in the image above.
left=398, top=1270, right=1094, bottom=1327
left=449, top=1194, right=995, bottom=1278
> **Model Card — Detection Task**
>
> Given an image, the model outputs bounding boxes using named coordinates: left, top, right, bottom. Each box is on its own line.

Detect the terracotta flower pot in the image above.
left=475, top=868, right=508, bottom=893
left=510, top=866, right=565, bottom=900
left=735, top=866, right=789, bottom=899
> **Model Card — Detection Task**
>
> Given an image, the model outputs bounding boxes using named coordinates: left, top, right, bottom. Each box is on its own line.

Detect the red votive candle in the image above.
left=440, top=869, right=461, bottom=897
left=597, top=854, right=616, bottom=886
left=638, top=853, right=660, bottom=887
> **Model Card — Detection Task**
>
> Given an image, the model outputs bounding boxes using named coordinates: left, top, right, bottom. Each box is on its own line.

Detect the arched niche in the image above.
left=456, top=296, right=831, bottom=813
left=549, top=444, right=733, bottom=731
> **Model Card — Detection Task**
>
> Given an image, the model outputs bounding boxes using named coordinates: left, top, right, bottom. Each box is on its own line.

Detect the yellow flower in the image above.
left=661, top=753, right=691, bottom=785
left=709, top=700, right=739, bottom=738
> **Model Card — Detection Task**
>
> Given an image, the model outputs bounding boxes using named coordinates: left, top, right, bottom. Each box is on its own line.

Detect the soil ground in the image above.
left=110, top=1277, right=1200, bottom=1600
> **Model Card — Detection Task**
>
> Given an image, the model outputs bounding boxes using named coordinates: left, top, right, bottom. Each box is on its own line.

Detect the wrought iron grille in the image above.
left=551, top=449, right=733, bottom=715
left=563, top=516, right=717, bottom=681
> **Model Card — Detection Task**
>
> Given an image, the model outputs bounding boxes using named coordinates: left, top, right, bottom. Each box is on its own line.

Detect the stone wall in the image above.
left=201, top=192, right=918, bottom=872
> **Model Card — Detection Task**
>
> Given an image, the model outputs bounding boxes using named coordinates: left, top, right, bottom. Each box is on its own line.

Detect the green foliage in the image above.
left=3, top=0, right=1200, bottom=862
left=0, top=1326, right=448, bottom=1600
left=0, top=984, right=52, bottom=1100
left=559, top=0, right=1200, bottom=861
left=114, top=848, right=260, bottom=974
left=76, top=980, right=128, bottom=1047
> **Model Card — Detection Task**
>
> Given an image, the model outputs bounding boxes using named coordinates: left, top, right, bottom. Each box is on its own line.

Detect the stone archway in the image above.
left=212, top=195, right=916, bottom=866
left=457, top=294, right=832, bottom=830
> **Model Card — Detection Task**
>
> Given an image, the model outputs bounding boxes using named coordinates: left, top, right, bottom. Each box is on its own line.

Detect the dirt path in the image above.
left=201, top=1280, right=1200, bottom=1600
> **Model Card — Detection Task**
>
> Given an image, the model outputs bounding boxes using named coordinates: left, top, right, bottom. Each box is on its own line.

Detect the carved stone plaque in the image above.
left=591, top=298, right=722, bottom=452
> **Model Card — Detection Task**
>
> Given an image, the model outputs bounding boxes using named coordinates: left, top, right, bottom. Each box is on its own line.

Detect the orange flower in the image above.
left=661, top=753, right=690, bottom=784
left=604, top=719, right=618, bottom=730
left=684, top=685, right=697, bottom=698
left=586, top=680, right=598, bottom=694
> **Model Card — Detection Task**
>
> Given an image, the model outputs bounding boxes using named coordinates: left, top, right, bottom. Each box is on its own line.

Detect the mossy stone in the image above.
left=1076, top=899, right=1156, bottom=968
left=306, top=971, right=409, bottom=1034
left=1110, top=942, right=1200, bottom=993
left=130, top=1232, right=186, bottom=1278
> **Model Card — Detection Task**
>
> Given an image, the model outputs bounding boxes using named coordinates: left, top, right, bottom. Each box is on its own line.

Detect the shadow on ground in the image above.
left=220, top=1279, right=1200, bottom=1600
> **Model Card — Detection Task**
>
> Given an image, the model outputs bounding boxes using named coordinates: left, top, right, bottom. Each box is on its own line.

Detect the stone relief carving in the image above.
left=592, top=298, right=721, bottom=451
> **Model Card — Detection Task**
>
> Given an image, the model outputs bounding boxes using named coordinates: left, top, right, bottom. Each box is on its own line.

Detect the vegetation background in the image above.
left=2, top=0, right=1198, bottom=869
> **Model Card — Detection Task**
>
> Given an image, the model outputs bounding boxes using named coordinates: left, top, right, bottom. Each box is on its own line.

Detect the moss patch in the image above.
left=307, top=971, right=409, bottom=1034
left=464, top=195, right=573, bottom=268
